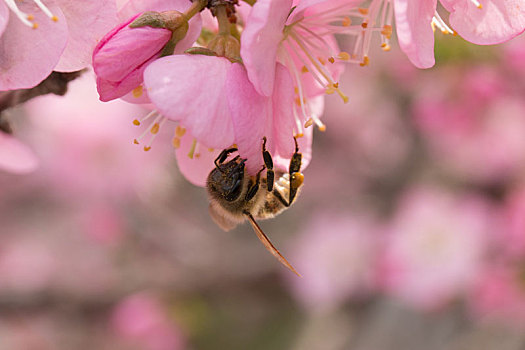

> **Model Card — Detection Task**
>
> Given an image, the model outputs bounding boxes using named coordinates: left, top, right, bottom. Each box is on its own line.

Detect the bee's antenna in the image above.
left=243, top=212, right=301, bottom=277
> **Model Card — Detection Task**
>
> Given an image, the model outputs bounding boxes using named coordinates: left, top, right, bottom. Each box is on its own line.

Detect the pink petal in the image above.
left=445, top=0, right=525, bottom=44
left=289, top=0, right=362, bottom=23
left=174, top=133, right=219, bottom=187
left=143, top=55, right=234, bottom=149
left=119, top=0, right=202, bottom=52
left=271, top=63, right=296, bottom=160
left=273, top=125, right=313, bottom=172
left=240, top=0, right=292, bottom=96
left=54, top=0, right=118, bottom=72
left=0, top=132, right=38, bottom=174
left=0, top=2, right=68, bottom=90
left=0, top=2, right=8, bottom=36
left=394, top=0, right=437, bottom=68
left=227, top=63, right=270, bottom=175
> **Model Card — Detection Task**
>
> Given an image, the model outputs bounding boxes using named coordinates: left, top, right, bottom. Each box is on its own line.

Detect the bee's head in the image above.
left=207, top=156, right=246, bottom=202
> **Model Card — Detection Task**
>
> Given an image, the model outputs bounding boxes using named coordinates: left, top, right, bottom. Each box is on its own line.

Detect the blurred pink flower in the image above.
left=390, top=0, right=525, bottom=68
left=496, top=186, right=525, bottom=259
left=0, top=238, right=57, bottom=293
left=379, top=187, right=494, bottom=310
left=468, top=264, right=525, bottom=328
left=0, top=131, right=38, bottom=174
left=287, top=213, right=379, bottom=311
left=94, top=0, right=203, bottom=102
left=112, top=293, right=185, bottom=350
left=0, top=0, right=116, bottom=90
left=24, top=72, right=170, bottom=200
left=413, top=65, right=525, bottom=184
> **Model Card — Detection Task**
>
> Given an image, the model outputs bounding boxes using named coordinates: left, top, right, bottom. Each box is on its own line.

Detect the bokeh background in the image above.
left=2, top=32, right=525, bottom=350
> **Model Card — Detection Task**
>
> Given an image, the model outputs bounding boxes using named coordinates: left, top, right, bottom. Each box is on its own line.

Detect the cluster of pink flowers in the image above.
left=88, top=0, right=525, bottom=185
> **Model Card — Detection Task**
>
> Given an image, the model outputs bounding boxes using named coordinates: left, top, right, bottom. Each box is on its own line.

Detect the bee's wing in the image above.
left=208, top=204, right=239, bottom=231
left=245, top=213, right=301, bottom=277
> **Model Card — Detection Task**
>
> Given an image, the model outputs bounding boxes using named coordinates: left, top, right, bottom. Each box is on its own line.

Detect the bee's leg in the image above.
left=262, top=137, right=274, bottom=192
left=214, top=147, right=238, bottom=169
left=269, top=137, right=304, bottom=207
left=245, top=165, right=265, bottom=201
left=288, top=137, right=303, bottom=205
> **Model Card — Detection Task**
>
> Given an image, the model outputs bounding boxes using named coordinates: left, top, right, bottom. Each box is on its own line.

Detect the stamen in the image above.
left=432, top=12, right=455, bottom=35
left=188, top=138, right=198, bottom=159
left=172, top=137, right=181, bottom=149
left=4, top=0, right=34, bottom=27
left=132, top=110, right=158, bottom=126
left=470, top=0, right=483, bottom=9
left=32, top=0, right=58, bottom=21
left=175, top=125, right=186, bottom=138
left=4, top=0, right=58, bottom=28
left=132, top=85, right=143, bottom=98
left=289, top=32, right=349, bottom=103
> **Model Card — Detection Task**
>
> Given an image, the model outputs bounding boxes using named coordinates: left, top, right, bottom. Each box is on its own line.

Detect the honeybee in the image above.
left=206, top=137, right=304, bottom=276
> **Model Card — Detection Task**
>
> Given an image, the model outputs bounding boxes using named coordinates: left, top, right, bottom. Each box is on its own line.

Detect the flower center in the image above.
left=4, top=0, right=58, bottom=29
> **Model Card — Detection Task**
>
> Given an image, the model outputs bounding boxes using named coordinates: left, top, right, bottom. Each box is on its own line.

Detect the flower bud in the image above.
left=92, top=11, right=191, bottom=102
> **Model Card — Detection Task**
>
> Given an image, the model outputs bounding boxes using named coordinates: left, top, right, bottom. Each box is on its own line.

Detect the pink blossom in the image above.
left=468, top=264, right=525, bottom=327
left=93, top=0, right=203, bottom=102
left=0, top=0, right=117, bottom=90
left=379, top=187, right=494, bottom=310
left=0, top=238, right=56, bottom=293
left=111, top=293, right=185, bottom=350
left=390, top=0, right=525, bottom=68
left=143, top=54, right=311, bottom=181
left=0, top=131, right=38, bottom=174
left=413, top=65, right=525, bottom=184
left=286, top=213, right=380, bottom=311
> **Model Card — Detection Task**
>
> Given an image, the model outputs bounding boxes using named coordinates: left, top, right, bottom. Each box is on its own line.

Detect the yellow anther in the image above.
left=51, top=15, right=58, bottom=22
left=294, top=87, right=299, bottom=94
left=360, top=56, right=370, bottom=67
left=361, top=22, right=368, bottom=29
left=295, top=133, right=304, bottom=138
left=318, top=57, right=326, bottom=65
left=382, top=44, right=391, bottom=51
left=318, top=124, right=327, bottom=132
left=132, top=119, right=141, bottom=126
left=32, top=22, right=38, bottom=29
left=338, top=52, right=350, bottom=61
left=328, top=57, right=335, bottom=64
left=333, top=82, right=339, bottom=89
left=195, top=153, right=201, bottom=159
left=478, top=4, right=483, bottom=9
left=452, top=30, right=458, bottom=36
left=172, top=137, right=181, bottom=149
left=342, top=16, right=351, bottom=27
left=208, top=148, right=214, bottom=152
left=27, top=14, right=34, bottom=21
left=381, top=25, right=393, bottom=39
left=144, top=146, right=151, bottom=151
left=175, top=125, right=186, bottom=137
left=150, top=122, right=160, bottom=134
left=133, top=139, right=139, bottom=145
left=132, top=86, right=143, bottom=98
left=358, top=8, right=369, bottom=15
left=304, top=118, right=314, bottom=128
left=301, top=66, right=308, bottom=73
left=325, top=86, right=335, bottom=95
